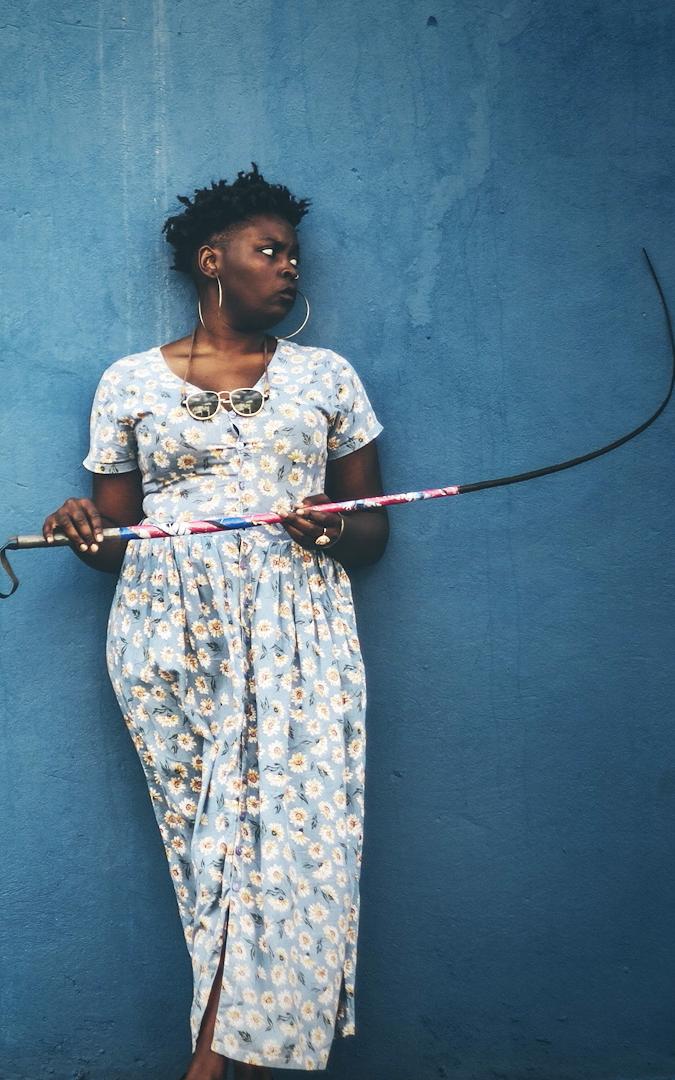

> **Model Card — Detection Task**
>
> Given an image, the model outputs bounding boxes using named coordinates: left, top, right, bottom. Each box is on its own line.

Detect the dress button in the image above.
left=239, top=812, right=246, bottom=821
left=235, top=846, right=242, bottom=856
left=232, top=881, right=240, bottom=892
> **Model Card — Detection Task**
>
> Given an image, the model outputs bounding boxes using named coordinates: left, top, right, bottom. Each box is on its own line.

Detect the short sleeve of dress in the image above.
left=82, top=365, right=139, bottom=474
left=327, top=354, right=384, bottom=461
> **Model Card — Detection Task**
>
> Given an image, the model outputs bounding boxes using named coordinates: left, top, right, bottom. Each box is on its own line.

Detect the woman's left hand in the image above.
left=281, top=493, right=344, bottom=552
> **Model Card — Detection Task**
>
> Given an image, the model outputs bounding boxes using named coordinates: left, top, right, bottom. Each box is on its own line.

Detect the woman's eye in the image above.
left=289, top=257, right=298, bottom=267
left=261, top=247, right=275, bottom=257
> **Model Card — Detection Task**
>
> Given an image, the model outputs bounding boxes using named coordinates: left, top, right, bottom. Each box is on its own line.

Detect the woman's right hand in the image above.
left=42, top=497, right=105, bottom=553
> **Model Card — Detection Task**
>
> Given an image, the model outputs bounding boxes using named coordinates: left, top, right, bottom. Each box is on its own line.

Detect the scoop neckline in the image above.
left=152, top=337, right=286, bottom=393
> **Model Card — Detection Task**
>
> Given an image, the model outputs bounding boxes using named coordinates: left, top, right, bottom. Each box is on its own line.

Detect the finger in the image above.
left=66, top=500, right=97, bottom=550
left=80, top=499, right=105, bottom=543
left=54, top=512, right=89, bottom=551
left=296, top=509, right=342, bottom=529
left=278, top=516, right=311, bottom=548
left=295, top=495, right=331, bottom=515
left=62, top=501, right=97, bottom=551
left=281, top=512, right=318, bottom=536
left=281, top=521, right=312, bottom=547
left=42, top=514, right=58, bottom=544
left=78, top=503, right=103, bottom=549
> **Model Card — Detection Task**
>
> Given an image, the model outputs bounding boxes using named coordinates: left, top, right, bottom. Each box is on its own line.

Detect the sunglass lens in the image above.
left=230, top=389, right=264, bottom=416
left=186, top=392, right=220, bottom=420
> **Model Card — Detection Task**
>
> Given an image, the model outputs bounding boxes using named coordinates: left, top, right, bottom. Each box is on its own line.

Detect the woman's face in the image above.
left=199, top=213, right=300, bottom=331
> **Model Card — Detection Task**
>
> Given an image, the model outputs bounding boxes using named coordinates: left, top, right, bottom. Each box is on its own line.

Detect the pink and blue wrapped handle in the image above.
left=91, top=486, right=461, bottom=541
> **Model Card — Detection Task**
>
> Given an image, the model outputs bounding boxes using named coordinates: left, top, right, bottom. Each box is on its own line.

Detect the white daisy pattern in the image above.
left=83, top=338, right=383, bottom=1071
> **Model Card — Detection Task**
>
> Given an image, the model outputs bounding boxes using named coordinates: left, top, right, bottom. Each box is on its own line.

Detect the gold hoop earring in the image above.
left=197, top=276, right=222, bottom=331
left=280, top=290, right=310, bottom=339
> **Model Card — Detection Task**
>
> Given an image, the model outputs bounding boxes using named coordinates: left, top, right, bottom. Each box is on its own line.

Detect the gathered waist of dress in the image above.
left=139, top=493, right=290, bottom=531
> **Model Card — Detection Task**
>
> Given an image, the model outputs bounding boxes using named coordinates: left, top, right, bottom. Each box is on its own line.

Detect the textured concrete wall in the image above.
left=2, top=2, right=675, bottom=1078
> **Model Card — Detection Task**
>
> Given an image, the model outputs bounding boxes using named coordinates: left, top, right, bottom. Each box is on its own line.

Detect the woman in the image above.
left=42, top=165, right=388, bottom=1078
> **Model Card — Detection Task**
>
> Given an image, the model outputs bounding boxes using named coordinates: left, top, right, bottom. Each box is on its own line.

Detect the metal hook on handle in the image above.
left=0, top=533, right=67, bottom=598
left=0, top=529, right=109, bottom=599
left=0, top=540, right=20, bottom=598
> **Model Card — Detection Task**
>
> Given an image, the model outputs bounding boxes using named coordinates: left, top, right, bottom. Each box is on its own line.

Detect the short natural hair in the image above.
left=163, top=163, right=310, bottom=278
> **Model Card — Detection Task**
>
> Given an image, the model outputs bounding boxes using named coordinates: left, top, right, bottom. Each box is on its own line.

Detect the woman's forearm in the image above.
left=331, top=509, right=389, bottom=571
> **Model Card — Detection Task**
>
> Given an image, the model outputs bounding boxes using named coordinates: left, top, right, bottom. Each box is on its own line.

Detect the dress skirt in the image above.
left=105, top=527, right=367, bottom=1071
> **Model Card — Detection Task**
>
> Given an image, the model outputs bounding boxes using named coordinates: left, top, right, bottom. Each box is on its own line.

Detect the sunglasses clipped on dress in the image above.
left=180, top=331, right=271, bottom=420
left=182, top=387, right=269, bottom=419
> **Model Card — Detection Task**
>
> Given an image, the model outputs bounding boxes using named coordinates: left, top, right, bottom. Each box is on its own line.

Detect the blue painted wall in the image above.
left=2, top=2, right=675, bottom=1078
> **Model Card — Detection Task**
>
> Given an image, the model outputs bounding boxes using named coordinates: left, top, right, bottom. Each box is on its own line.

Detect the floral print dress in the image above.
left=82, top=338, right=383, bottom=1071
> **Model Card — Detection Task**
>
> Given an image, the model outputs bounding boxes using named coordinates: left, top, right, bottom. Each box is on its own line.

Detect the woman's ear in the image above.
left=196, top=243, right=220, bottom=280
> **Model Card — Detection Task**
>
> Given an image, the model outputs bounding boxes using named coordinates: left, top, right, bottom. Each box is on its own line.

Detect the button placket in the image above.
left=229, top=709, right=248, bottom=897
left=231, top=494, right=252, bottom=898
